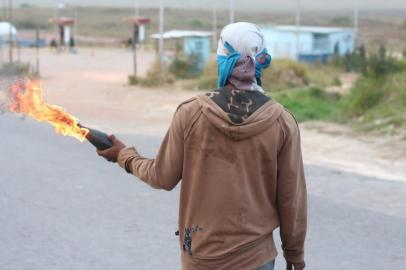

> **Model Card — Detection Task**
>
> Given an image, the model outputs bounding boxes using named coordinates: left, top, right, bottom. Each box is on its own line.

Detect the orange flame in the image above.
left=8, top=80, right=89, bottom=142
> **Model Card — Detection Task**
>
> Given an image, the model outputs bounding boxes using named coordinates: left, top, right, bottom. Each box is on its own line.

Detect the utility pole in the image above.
left=132, top=25, right=138, bottom=78
left=159, top=0, right=164, bottom=76
left=353, top=0, right=359, bottom=31
left=35, top=28, right=40, bottom=76
left=229, top=0, right=234, bottom=24
left=354, top=0, right=359, bottom=44
left=212, top=5, right=217, bottom=48
left=8, top=0, right=13, bottom=64
left=54, top=0, right=58, bottom=45
left=2, top=0, right=6, bottom=20
left=134, top=0, right=140, bottom=17
left=295, top=0, right=301, bottom=60
left=74, top=6, right=78, bottom=44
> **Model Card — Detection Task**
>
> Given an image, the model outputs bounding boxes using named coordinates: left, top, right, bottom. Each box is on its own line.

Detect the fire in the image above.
left=8, top=80, right=89, bottom=142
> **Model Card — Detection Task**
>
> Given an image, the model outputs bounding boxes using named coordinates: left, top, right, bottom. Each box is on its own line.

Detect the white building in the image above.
left=261, top=25, right=356, bottom=63
left=0, top=22, right=17, bottom=48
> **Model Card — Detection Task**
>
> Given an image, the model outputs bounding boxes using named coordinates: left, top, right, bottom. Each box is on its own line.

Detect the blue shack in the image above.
left=151, top=30, right=212, bottom=71
left=260, top=25, right=356, bottom=63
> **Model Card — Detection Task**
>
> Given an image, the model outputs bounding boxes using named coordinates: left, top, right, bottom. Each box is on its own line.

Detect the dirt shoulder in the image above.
left=300, top=122, right=406, bottom=182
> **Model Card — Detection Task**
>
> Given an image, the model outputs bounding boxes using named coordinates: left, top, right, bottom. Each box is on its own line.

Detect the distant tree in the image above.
left=365, top=44, right=404, bottom=78
left=330, top=17, right=351, bottom=27
left=344, top=51, right=352, bottom=72
left=19, top=3, right=33, bottom=8
left=359, top=45, right=367, bottom=75
left=378, top=45, right=387, bottom=60
left=190, top=19, right=204, bottom=29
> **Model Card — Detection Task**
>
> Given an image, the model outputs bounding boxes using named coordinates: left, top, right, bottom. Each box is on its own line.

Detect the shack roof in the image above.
left=49, top=17, right=75, bottom=26
left=261, top=25, right=353, bottom=34
left=125, top=17, right=151, bottom=26
left=150, top=30, right=212, bottom=39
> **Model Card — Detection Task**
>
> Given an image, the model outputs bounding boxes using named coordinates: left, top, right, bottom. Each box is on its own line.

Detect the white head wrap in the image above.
left=217, top=22, right=266, bottom=58
left=217, top=22, right=267, bottom=92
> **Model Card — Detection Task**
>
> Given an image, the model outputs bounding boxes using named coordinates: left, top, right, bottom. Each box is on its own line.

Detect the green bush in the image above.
left=262, top=59, right=310, bottom=91
left=190, top=19, right=204, bottom=28
left=169, top=54, right=202, bottom=79
left=339, top=46, right=367, bottom=74
left=307, top=63, right=342, bottom=88
left=129, top=60, right=174, bottom=87
left=0, top=62, right=31, bottom=77
left=339, top=78, right=385, bottom=117
left=332, top=76, right=342, bottom=87
left=196, top=59, right=218, bottom=90
left=273, top=87, right=340, bottom=122
left=337, top=45, right=406, bottom=77
left=329, top=17, right=351, bottom=26
left=365, top=46, right=403, bottom=78
left=337, top=71, right=406, bottom=131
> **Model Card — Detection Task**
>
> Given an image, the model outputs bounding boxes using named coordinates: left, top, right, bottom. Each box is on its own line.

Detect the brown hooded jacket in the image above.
left=117, top=92, right=307, bottom=270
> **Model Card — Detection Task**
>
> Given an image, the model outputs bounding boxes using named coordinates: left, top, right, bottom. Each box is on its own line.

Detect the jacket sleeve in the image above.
left=277, top=112, right=307, bottom=264
left=117, top=106, right=186, bottom=191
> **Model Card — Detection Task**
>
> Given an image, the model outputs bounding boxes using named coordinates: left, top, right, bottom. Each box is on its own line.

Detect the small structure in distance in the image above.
left=261, top=25, right=356, bottom=63
left=0, top=22, right=17, bottom=48
left=150, top=30, right=212, bottom=72
left=124, top=16, right=151, bottom=78
left=125, top=17, right=151, bottom=45
left=49, top=17, right=75, bottom=50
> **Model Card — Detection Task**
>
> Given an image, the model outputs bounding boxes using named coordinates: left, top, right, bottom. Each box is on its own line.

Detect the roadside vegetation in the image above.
left=129, top=53, right=203, bottom=87
left=11, top=5, right=405, bottom=136
left=338, top=70, right=406, bottom=134
left=272, top=87, right=340, bottom=122
left=0, top=62, right=31, bottom=77
left=129, top=60, right=174, bottom=87
left=272, top=47, right=406, bottom=135
left=194, top=45, right=406, bottom=136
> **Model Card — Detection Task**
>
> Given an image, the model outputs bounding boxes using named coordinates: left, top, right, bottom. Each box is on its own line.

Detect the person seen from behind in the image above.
left=97, top=22, right=307, bottom=270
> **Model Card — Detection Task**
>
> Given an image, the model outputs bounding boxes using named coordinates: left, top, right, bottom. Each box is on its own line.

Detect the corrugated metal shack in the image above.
left=261, top=25, right=356, bottom=63
left=151, top=30, right=212, bottom=71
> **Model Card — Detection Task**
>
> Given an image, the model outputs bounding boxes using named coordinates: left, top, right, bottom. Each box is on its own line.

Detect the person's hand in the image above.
left=97, top=135, right=126, bottom=163
left=286, top=261, right=305, bottom=270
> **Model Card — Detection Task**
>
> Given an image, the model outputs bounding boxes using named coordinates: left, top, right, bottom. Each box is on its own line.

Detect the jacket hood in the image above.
left=196, top=94, right=283, bottom=140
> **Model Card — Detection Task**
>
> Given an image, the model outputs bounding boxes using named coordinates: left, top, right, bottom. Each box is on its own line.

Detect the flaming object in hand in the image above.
left=8, top=80, right=90, bottom=142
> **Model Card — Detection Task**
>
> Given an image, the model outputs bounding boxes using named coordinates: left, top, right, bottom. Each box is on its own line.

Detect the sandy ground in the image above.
left=6, top=47, right=406, bottom=182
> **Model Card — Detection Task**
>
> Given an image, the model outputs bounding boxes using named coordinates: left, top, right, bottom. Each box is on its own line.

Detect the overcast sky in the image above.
left=14, top=0, right=406, bottom=11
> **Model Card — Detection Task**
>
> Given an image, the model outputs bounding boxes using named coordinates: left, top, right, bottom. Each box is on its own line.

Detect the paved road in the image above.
left=1, top=115, right=406, bottom=270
